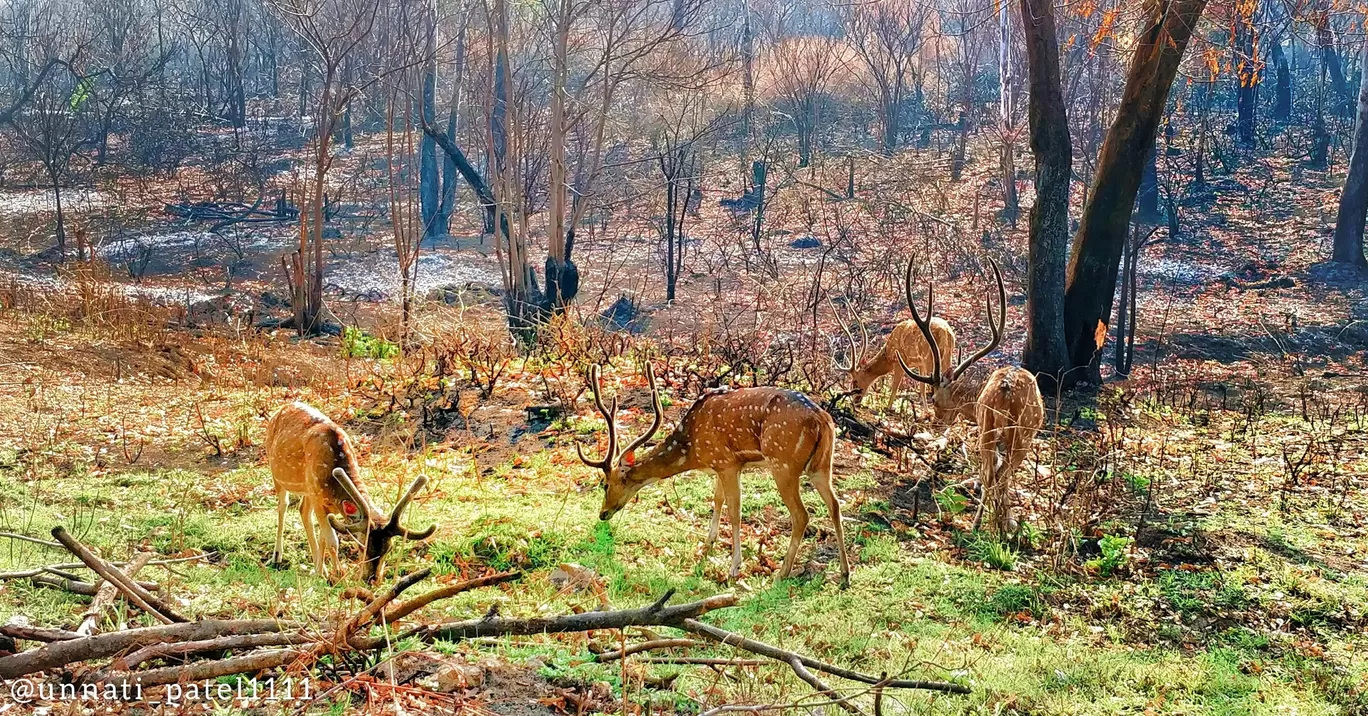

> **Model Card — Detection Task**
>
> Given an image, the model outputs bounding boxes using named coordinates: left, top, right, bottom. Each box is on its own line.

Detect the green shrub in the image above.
left=1086, top=534, right=1131, bottom=576
left=341, top=327, right=398, bottom=360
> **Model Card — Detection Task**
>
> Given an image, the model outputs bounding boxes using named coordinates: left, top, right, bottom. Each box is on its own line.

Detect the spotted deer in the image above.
left=834, top=300, right=957, bottom=410
left=896, top=259, right=1045, bottom=533
left=577, top=365, right=851, bottom=586
left=265, top=402, right=436, bottom=583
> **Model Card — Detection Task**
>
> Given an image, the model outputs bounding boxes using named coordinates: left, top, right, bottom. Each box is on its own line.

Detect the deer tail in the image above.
left=803, top=416, right=836, bottom=477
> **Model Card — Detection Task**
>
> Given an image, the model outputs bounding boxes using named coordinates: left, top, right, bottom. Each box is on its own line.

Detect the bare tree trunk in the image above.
left=998, top=0, right=1018, bottom=225
left=1331, top=31, right=1368, bottom=267
left=1234, top=0, right=1259, bottom=147
left=1018, top=0, right=1070, bottom=388
left=1271, top=38, right=1291, bottom=122
left=1061, top=0, right=1208, bottom=381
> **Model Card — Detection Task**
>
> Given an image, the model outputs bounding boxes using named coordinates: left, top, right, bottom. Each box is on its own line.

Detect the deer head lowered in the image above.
left=577, top=364, right=851, bottom=586
left=895, top=259, right=1045, bottom=533
left=265, top=402, right=436, bottom=583
left=833, top=293, right=957, bottom=411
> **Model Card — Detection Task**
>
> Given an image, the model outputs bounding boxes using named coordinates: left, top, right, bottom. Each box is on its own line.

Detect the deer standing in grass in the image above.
left=895, top=260, right=1045, bottom=533
left=265, top=402, right=436, bottom=583
left=834, top=300, right=957, bottom=412
left=577, top=365, right=851, bottom=586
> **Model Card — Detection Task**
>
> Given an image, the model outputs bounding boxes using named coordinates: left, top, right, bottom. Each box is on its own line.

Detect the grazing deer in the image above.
left=895, top=259, right=1045, bottom=533
left=834, top=300, right=958, bottom=410
left=577, top=365, right=851, bottom=586
left=265, top=402, right=436, bottom=583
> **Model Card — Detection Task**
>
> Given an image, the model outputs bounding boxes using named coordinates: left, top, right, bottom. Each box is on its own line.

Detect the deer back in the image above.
left=675, top=387, right=828, bottom=470
left=974, top=367, right=1045, bottom=434
left=890, top=317, right=956, bottom=374
left=265, top=402, right=376, bottom=520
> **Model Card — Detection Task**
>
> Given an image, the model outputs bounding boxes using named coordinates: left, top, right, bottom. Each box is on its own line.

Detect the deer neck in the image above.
left=852, top=345, right=893, bottom=390
left=934, top=374, right=984, bottom=422
left=622, top=430, right=697, bottom=486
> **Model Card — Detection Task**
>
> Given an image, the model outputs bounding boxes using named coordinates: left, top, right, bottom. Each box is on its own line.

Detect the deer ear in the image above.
left=623, top=451, right=637, bottom=467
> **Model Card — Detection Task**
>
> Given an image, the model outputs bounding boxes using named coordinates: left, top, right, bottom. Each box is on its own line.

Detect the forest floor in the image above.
left=0, top=138, right=1367, bottom=714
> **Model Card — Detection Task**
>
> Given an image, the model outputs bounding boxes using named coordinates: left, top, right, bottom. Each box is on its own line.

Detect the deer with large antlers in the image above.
left=265, top=402, right=436, bottom=583
left=834, top=298, right=958, bottom=410
left=896, top=259, right=1044, bottom=533
left=577, top=365, right=851, bottom=586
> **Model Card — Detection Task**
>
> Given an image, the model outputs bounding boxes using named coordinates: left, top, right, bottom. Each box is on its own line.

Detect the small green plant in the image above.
left=966, top=534, right=1017, bottom=571
left=934, top=487, right=968, bottom=514
left=25, top=314, right=70, bottom=342
left=1015, top=522, right=1046, bottom=550
left=341, top=327, right=398, bottom=360
left=1086, top=534, right=1132, bottom=575
left=985, top=583, right=1045, bottom=620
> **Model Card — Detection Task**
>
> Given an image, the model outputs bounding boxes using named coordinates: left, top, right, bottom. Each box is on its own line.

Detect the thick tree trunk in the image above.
left=1234, top=1, right=1259, bottom=147
left=1018, top=0, right=1071, bottom=389
left=1331, top=32, right=1368, bottom=267
left=1271, top=38, right=1291, bottom=122
left=1061, top=0, right=1208, bottom=381
left=419, top=60, right=442, bottom=235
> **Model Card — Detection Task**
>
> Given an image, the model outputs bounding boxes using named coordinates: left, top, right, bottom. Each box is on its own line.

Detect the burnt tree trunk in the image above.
left=1271, top=38, right=1291, bottom=122
left=1018, top=0, right=1071, bottom=390
left=1061, top=0, right=1209, bottom=381
left=1234, top=3, right=1259, bottom=147
left=1331, top=32, right=1368, bottom=267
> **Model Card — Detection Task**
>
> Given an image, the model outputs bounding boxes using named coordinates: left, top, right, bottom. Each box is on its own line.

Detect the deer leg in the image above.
left=972, top=428, right=998, bottom=533
left=886, top=370, right=903, bottom=411
left=719, top=467, right=743, bottom=580
left=299, top=497, right=323, bottom=577
left=704, top=476, right=724, bottom=551
left=773, top=466, right=809, bottom=584
left=272, top=488, right=288, bottom=565
left=998, top=429, right=1035, bottom=533
left=810, top=467, right=850, bottom=587
left=315, top=503, right=341, bottom=582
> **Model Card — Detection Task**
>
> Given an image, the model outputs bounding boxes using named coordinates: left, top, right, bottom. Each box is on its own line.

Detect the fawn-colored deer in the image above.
left=264, top=402, right=435, bottom=583
left=577, top=365, right=851, bottom=586
left=835, top=302, right=958, bottom=409
left=895, top=259, right=1045, bottom=533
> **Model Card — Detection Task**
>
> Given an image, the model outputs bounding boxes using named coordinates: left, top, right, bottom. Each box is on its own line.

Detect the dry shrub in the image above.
left=532, top=312, right=635, bottom=411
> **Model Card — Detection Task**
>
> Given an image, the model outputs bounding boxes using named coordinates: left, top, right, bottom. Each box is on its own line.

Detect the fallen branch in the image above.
left=78, top=553, right=155, bottom=636
left=346, top=569, right=431, bottom=634
left=0, top=624, right=81, bottom=643
left=680, top=619, right=969, bottom=695
left=103, top=648, right=307, bottom=688
left=637, top=656, right=765, bottom=666
left=791, top=655, right=863, bottom=714
left=107, top=632, right=315, bottom=672
left=0, top=555, right=202, bottom=581
left=0, top=619, right=298, bottom=678
left=0, top=531, right=64, bottom=549
left=28, top=575, right=99, bottom=595
left=592, top=638, right=706, bottom=662
left=382, top=570, right=521, bottom=623
left=391, top=591, right=736, bottom=645
left=52, top=527, right=187, bottom=624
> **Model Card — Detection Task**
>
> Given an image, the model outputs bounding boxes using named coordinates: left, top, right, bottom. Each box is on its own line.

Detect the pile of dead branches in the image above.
left=1, top=527, right=968, bottom=711
left=165, top=196, right=297, bottom=232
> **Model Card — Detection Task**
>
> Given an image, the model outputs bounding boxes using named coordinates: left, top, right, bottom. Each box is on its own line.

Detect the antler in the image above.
left=620, top=363, right=664, bottom=459
left=576, top=363, right=663, bottom=471
left=576, top=364, right=619, bottom=470
left=949, top=258, right=1006, bottom=380
left=896, top=258, right=942, bottom=386
left=385, top=475, right=437, bottom=540
left=829, top=297, right=869, bottom=372
left=330, top=467, right=376, bottom=534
